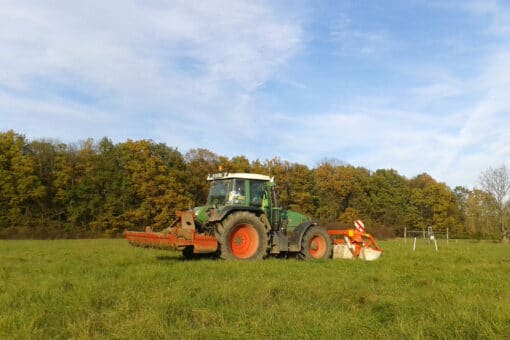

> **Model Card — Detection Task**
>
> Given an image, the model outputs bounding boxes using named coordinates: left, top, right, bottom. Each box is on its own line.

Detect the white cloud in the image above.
left=445, top=2, right=510, bottom=186
left=329, top=15, right=394, bottom=57
left=266, top=108, right=462, bottom=179
left=0, top=1, right=303, bottom=134
left=411, top=81, right=463, bottom=101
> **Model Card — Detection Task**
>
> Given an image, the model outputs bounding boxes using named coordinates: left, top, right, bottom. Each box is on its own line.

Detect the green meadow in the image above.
left=1, top=239, right=509, bottom=339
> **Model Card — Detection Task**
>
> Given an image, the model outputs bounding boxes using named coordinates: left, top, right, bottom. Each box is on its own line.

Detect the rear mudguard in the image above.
left=287, top=221, right=321, bottom=252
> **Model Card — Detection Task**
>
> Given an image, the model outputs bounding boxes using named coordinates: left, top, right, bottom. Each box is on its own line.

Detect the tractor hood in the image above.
left=284, top=210, right=311, bottom=231
left=193, top=205, right=210, bottom=226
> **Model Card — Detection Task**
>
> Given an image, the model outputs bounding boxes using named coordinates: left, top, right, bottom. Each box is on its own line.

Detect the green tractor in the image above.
left=124, top=173, right=332, bottom=260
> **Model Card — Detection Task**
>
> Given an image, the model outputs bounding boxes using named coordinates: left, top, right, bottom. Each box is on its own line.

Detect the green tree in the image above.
left=286, top=163, right=315, bottom=216
left=86, top=138, right=127, bottom=233
left=409, top=173, right=458, bottom=231
left=250, top=159, right=270, bottom=176
left=26, top=139, right=64, bottom=231
left=117, top=140, right=192, bottom=230
left=53, top=139, right=99, bottom=231
left=453, top=186, right=470, bottom=237
left=0, top=131, right=45, bottom=229
left=367, top=169, right=412, bottom=233
left=465, top=189, right=499, bottom=238
left=265, top=157, right=291, bottom=208
left=229, top=155, right=251, bottom=172
left=313, top=162, right=339, bottom=222
left=185, top=149, right=220, bottom=205
left=313, top=162, right=370, bottom=224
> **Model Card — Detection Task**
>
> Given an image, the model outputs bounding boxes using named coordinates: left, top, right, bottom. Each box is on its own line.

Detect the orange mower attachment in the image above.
left=123, top=211, right=218, bottom=255
left=327, top=229, right=383, bottom=261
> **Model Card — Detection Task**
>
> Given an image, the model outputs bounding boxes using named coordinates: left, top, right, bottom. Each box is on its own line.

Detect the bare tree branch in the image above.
left=479, top=165, right=510, bottom=242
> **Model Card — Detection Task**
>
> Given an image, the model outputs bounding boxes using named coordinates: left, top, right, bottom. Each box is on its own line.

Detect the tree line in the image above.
left=0, top=130, right=508, bottom=240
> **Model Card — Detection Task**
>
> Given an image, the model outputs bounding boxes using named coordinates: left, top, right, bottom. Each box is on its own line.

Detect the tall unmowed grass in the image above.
left=1, top=238, right=509, bottom=339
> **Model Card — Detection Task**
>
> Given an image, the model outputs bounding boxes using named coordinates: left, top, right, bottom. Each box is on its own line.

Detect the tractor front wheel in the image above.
left=215, top=211, right=269, bottom=260
left=299, top=226, right=332, bottom=260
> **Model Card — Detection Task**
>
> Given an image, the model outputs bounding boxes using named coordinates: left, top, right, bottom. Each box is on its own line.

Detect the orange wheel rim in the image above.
left=309, top=235, right=327, bottom=258
left=229, top=224, right=259, bottom=259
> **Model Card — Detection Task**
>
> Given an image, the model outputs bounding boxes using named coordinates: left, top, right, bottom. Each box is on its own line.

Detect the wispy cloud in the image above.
left=411, top=80, right=464, bottom=101
left=265, top=107, right=463, bottom=179
left=329, top=16, right=393, bottom=57
left=0, top=0, right=303, bottom=140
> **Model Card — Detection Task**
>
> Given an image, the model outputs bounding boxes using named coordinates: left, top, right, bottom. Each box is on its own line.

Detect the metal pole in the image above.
left=413, top=237, right=417, bottom=251
left=446, top=228, right=449, bottom=245
left=404, top=227, right=407, bottom=244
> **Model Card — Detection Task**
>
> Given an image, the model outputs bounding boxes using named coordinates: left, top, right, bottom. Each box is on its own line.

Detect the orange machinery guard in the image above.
left=327, top=228, right=382, bottom=257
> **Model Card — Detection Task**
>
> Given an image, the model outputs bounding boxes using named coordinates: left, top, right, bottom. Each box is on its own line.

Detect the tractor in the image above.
left=124, top=172, right=333, bottom=260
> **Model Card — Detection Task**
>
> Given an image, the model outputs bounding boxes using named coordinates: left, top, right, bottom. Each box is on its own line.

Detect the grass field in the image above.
left=1, top=238, right=509, bottom=339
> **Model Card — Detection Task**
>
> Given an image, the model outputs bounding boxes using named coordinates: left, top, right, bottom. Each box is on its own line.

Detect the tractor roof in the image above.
left=207, top=173, right=273, bottom=182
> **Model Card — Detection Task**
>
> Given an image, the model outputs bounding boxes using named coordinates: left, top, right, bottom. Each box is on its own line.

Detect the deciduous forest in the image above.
left=0, top=130, right=507, bottom=239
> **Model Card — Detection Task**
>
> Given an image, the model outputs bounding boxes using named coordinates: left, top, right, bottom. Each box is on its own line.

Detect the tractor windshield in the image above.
left=207, top=179, right=248, bottom=206
left=208, top=179, right=233, bottom=206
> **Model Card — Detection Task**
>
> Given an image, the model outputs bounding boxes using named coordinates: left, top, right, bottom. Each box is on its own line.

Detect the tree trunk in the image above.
left=501, top=213, right=508, bottom=243
left=502, top=228, right=508, bottom=244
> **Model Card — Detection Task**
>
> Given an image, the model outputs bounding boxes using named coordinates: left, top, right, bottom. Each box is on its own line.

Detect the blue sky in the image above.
left=1, top=0, right=510, bottom=188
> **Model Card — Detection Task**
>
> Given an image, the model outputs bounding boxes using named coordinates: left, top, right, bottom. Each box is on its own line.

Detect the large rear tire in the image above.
left=215, top=211, right=269, bottom=260
left=299, top=226, right=332, bottom=260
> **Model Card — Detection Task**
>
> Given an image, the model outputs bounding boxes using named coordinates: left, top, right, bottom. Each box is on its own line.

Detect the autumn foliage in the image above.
left=0, top=130, right=505, bottom=239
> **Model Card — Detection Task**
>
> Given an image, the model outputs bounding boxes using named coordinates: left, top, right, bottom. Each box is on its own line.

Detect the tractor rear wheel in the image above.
left=299, top=226, right=332, bottom=260
left=215, top=211, right=269, bottom=260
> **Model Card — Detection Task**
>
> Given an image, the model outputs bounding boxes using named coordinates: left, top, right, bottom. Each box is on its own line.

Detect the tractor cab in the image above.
left=206, top=173, right=272, bottom=208
left=203, top=173, right=281, bottom=228
left=200, top=173, right=309, bottom=233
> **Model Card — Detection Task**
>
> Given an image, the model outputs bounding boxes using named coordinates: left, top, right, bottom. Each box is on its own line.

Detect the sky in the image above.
left=1, top=0, right=510, bottom=188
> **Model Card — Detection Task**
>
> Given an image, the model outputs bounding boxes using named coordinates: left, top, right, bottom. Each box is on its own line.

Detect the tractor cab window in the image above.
left=208, top=179, right=234, bottom=206
left=228, top=179, right=246, bottom=205
left=249, top=180, right=267, bottom=208
left=208, top=179, right=248, bottom=206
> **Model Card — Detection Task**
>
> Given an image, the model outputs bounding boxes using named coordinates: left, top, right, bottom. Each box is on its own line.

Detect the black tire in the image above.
left=299, top=226, right=333, bottom=260
left=214, top=211, right=269, bottom=260
left=182, top=246, right=194, bottom=260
